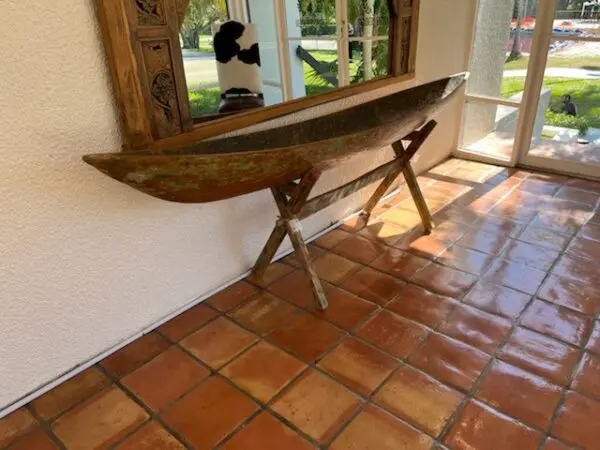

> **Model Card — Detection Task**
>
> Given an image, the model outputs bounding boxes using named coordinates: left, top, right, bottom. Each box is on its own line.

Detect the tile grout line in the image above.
left=430, top=242, right=542, bottom=442
left=23, top=405, right=67, bottom=450
left=318, top=317, right=450, bottom=448
left=164, top=306, right=341, bottom=449
left=5, top=378, right=117, bottom=450
left=323, top=283, right=475, bottom=447
left=398, top=171, right=535, bottom=297
left=111, top=333, right=345, bottom=450
left=213, top=367, right=321, bottom=449
left=10, top=162, right=598, bottom=450
left=542, top=305, right=598, bottom=449
left=418, top=173, right=582, bottom=446
left=513, top=183, right=594, bottom=450
left=101, top=307, right=281, bottom=449
left=224, top=167, right=595, bottom=446
left=189, top=285, right=470, bottom=447
left=319, top=311, right=446, bottom=448
left=147, top=171, right=596, bottom=448
left=489, top=191, right=595, bottom=450
left=373, top=169, right=597, bottom=446
left=435, top=227, right=555, bottom=446
left=473, top=173, right=600, bottom=448
left=345, top=166, right=600, bottom=447
left=94, top=364, right=195, bottom=450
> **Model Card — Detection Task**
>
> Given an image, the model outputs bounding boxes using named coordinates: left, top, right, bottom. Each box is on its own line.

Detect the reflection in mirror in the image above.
left=180, top=0, right=393, bottom=121
left=180, top=0, right=229, bottom=117
left=295, top=39, right=340, bottom=97
left=350, top=40, right=390, bottom=84
left=350, top=0, right=390, bottom=38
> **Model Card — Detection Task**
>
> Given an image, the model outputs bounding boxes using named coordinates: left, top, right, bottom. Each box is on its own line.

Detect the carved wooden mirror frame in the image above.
left=95, top=0, right=420, bottom=151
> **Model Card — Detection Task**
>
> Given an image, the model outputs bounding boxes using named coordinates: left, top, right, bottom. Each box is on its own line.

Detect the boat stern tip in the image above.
left=82, top=153, right=113, bottom=165
left=82, top=153, right=117, bottom=174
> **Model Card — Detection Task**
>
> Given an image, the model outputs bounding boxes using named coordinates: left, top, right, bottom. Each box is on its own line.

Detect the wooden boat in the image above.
left=83, top=73, right=467, bottom=203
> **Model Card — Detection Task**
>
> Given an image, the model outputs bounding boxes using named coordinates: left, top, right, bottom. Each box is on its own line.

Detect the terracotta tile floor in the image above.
left=3, top=158, right=600, bottom=449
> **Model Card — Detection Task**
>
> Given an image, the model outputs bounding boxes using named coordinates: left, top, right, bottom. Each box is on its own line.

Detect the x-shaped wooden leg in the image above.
left=252, top=120, right=438, bottom=311
left=251, top=169, right=328, bottom=310
left=357, top=120, right=437, bottom=232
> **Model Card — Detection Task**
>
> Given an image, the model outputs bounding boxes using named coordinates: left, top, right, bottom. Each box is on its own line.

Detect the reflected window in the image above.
left=181, top=0, right=392, bottom=119
left=93, top=0, right=419, bottom=146
left=180, top=0, right=230, bottom=117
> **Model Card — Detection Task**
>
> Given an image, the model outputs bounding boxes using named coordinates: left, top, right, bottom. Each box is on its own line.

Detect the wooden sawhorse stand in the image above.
left=251, top=120, right=437, bottom=310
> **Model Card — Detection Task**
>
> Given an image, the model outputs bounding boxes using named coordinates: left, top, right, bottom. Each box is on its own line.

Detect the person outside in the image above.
left=561, top=94, right=578, bottom=116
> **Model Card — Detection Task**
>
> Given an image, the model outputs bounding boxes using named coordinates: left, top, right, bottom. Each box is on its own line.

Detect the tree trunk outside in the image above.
left=181, top=28, right=199, bottom=49
left=181, top=32, right=192, bottom=49
left=192, top=29, right=200, bottom=49
left=509, top=17, right=523, bottom=60
left=507, top=0, right=529, bottom=62
left=363, top=0, right=375, bottom=80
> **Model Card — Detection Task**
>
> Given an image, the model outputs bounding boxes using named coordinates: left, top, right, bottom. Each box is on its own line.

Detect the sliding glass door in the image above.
left=519, top=0, right=600, bottom=178
left=458, top=0, right=541, bottom=165
left=459, top=0, right=600, bottom=180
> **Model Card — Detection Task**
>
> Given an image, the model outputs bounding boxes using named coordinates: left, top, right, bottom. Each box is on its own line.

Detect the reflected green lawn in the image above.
left=189, top=50, right=348, bottom=115
left=189, top=88, right=221, bottom=117
left=188, top=47, right=383, bottom=115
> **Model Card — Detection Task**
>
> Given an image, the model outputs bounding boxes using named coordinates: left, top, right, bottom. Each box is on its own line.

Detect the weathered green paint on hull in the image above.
left=83, top=74, right=467, bottom=203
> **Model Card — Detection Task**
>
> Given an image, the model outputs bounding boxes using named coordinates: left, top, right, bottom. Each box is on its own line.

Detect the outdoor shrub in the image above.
left=545, top=110, right=590, bottom=136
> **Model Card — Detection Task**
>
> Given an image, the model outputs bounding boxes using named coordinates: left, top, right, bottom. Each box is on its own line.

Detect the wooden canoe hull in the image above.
left=83, top=73, right=467, bottom=203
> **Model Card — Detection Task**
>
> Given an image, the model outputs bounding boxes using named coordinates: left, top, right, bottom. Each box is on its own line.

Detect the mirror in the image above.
left=180, top=0, right=393, bottom=119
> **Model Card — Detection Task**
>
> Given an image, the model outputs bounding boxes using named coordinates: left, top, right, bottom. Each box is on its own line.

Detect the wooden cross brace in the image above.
left=251, top=119, right=438, bottom=311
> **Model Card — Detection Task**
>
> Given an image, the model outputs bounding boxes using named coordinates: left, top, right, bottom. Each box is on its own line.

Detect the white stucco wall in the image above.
left=0, top=0, right=474, bottom=415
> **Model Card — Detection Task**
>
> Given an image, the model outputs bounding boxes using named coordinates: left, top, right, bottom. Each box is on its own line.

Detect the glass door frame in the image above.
left=454, top=0, right=532, bottom=168
left=456, top=0, right=600, bottom=180
left=516, top=0, right=600, bottom=179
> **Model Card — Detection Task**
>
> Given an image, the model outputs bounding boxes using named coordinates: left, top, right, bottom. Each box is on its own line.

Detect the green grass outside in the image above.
left=504, top=55, right=600, bottom=71
left=500, top=77, right=600, bottom=129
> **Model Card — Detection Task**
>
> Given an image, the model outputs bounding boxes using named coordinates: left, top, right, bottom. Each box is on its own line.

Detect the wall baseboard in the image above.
left=0, top=205, right=379, bottom=419
left=2, top=144, right=448, bottom=419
